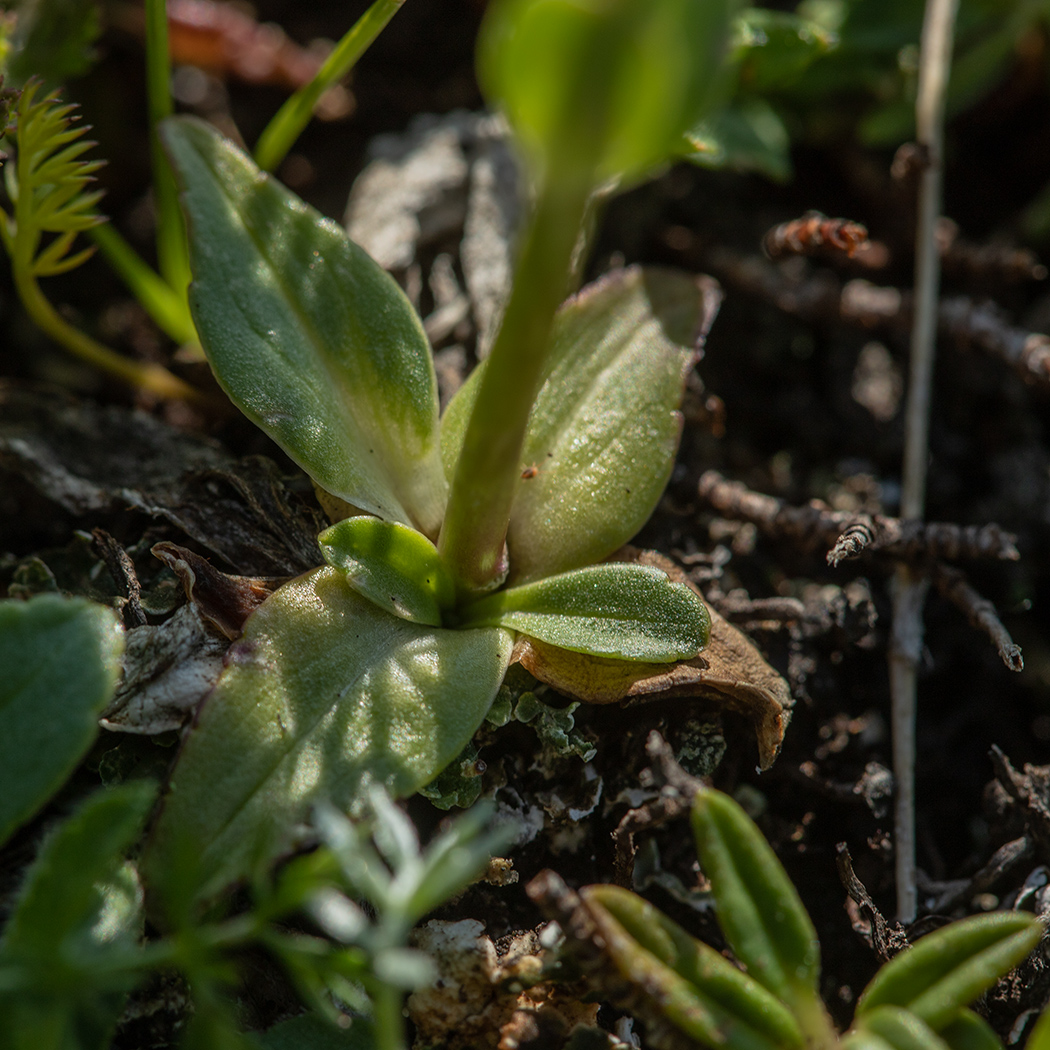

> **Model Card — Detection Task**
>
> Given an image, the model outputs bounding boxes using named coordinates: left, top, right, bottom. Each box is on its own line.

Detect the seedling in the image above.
left=537, top=785, right=1044, bottom=1050
left=144, top=0, right=735, bottom=900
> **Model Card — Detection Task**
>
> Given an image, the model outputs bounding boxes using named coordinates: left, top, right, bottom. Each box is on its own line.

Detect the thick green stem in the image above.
left=144, top=0, right=190, bottom=295
left=437, top=175, right=592, bottom=595
left=254, top=0, right=407, bottom=173
left=13, top=265, right=200, bottom=401
left=371, top=981, right=406, bottom=1050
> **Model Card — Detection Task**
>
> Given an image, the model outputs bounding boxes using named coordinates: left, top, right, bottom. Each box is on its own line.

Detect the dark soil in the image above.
left=3, top=1, right=1050, bottom=1046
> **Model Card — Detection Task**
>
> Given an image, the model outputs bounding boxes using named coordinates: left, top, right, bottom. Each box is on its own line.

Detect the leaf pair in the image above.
left=567, top=787, right=1042, bottom=1050
left=320, top=516, right=709, bottom=661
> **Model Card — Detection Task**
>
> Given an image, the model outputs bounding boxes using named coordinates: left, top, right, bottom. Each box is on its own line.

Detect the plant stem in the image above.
left=13, top=265, right=200, bottom=401
left=144, top=0, right=191, bottom=295
left=437, top=174, right=592, bottom=594
left=891, top=0, right=958, bottom=923
left=90, top=223, right=198, bottom=347
left=370, top=981, right=406, bottom=1050
left=254, top=0, right=407, bottom=173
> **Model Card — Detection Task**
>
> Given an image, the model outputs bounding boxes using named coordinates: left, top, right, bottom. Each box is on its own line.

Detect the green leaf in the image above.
left=3, top=0, right=102, bottom=89
left=581, top=884, right=805, bottom=1050
left=1027, top=1002, right=1050, bottom=1050
left=0, top=595, right=123, bottom=848
left=855, top=1006, right=953, bottom=1050
left=691, top=788, right=825, bottom=1022
left=940, top=1010, right=1004, bottom=1050
left=477, top=0, right=735, bottom=184
left=162, top=116, right=446, bottom=537
left=319, top=517, right=456, bottom=627
left=145, top=568, right=512, bottom=901
left=734, top=9, right=836, bottom=92
left=856, top=912, right=1042, bottom=1032
left=442, top=266, right=718, bottom=584
left=0, top=783, right=154, bottom=1050
left=684, top=98, right=792, bottom=181
left=259, top=1012, right=375, bottom=1050
left=458, top=562, right=708, bottom=662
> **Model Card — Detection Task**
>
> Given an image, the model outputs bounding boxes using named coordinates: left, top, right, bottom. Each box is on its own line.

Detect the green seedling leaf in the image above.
left=939, top=1010, right=1004, bottom=1050
left=734, top=9, right=836, bottom=91
left=477, top=0, right=734, bottom=184
left=685, top=99, right=792, bottom=182
left=691, top=788, right=826, bottom=1024
left=162, top=116, right=446, bottom=537
left=582, top=885, right=805, bottom=1050
left=443, top=266, right=719, bottom=584
left=319, top=516, right=456, bottom=627
left=856, top=912, right=1042, bottom=1032
left=3, top=0, right=102, bottom=89
left=853, top=1006, right=953, bottom=1050
left=0, top=594, right=123, bottom=847
left=0, top=783, right=154, bottom=1048
left=146, top=568, right=512, bottom=901
left=458, top=562, right=709, bottom=662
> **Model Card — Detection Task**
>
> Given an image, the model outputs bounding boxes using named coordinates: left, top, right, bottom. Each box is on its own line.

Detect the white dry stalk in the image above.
left=891, top=0, right=959, bottom=923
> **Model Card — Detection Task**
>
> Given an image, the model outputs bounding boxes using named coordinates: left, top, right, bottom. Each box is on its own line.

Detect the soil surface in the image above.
left=3, top=2, right=1050, bottom=1047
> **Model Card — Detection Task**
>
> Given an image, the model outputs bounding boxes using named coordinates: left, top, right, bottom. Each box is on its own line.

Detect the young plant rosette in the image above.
left=147, top=0, right=736, bottom=899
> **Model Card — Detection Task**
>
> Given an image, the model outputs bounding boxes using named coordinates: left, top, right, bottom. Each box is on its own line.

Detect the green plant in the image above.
left=542, top=785, right=1044, bottom=1050
left=142, top=0, right=735, bottom=901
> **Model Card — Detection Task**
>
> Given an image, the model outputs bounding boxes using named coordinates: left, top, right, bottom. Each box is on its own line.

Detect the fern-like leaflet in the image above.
left=0, top=79, right=197, bottom=400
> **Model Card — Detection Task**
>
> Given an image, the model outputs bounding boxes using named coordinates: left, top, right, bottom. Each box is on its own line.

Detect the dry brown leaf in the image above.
left=510, top=548, right=792, bottom=769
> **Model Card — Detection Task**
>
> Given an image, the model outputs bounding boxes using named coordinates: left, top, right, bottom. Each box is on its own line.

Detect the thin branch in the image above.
left=892, top=0, right=959, bottom=924
left=697, top=471, right=1018, bottom=564
left=930, top=562, right=1024, bottom=671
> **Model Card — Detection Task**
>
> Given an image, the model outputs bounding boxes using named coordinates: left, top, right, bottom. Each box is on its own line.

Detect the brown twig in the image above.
left=937, top=218, right=1047, bottom=285
left=705, top=248, right=1050, bottom=388
left=91, top=528, right=147, bottom=627
left=835, top=843, right=910, bottom=960
left=930, top=563, right=1024, bottom=671
left=697, top=471, right=1018, bottom=565
left=763, top=211, right=870, bottom=261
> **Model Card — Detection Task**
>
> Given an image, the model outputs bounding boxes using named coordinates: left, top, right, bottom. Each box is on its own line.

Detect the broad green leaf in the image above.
left=3, top=0, right=101, bottom=89
left=458, top=562, right=708, bottom=662
left=857, top=912, right=1041, bottom=1032
left=685, top=99, right=792, bottom=182
left=691, top=789, right=824, bottom=1018
left=0, top=595, right=123, bottom=847
left=1028, top=1003, right=1050, bottom=1050
left=319, top=517, right=456, bottom=627
left=260, top=1012, right=375, bottom=1050
left=162, top=117, right=446, bottom=537
left=940, top=1010, right=1004, bottom=1050
left=477, top=0, right=735, bottom=184
left=582, top=885, right=804, bottom=1050
left=856, top=1006, right=952, bottom=1050
left=0, top=783, right=154, bottom=1050
left=146, top=568, right=512, bottom=901
left=442, top=266, right=718, bottom=584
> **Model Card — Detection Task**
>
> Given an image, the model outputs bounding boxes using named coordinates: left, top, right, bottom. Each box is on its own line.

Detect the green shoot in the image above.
left=0, top=80, right=198, bottom=400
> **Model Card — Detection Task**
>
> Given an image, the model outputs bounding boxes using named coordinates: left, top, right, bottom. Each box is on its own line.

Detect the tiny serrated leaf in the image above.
left=0, top=595, right=123, bottom=847
left=319, top=516, right=456, bottom=626
left=457, top=562, right=709, bottom=662
left=856, top=913, right=1042, bottom=1031
left=691, top=788, right=823, bottom=1014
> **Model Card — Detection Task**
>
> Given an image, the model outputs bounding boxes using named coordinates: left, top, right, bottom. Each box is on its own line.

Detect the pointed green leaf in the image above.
left=857, top=912, right=1041, bottom=1032
left=691, top=789, right=823, bottom=1014
left=319, top=516, right=456, bottom=627
left=145, top=568, right=512, bottom=900
left=162, top=116, right=446, bottom=537
left=442, top=266, right=719, bottom=583
left=0, top=595, right=123, bottom=848
left=582, top=885, right=805, bottom=1050
left=856, top=1006, right=953, bottom=1050
left=0, top=782, right=153, bottom=1048
left=1027, top=1002, right=1050, bottom=1050
left=457, top=562, right=709, bottom=662
left=940, top=1010, right=1004, bottom=1050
